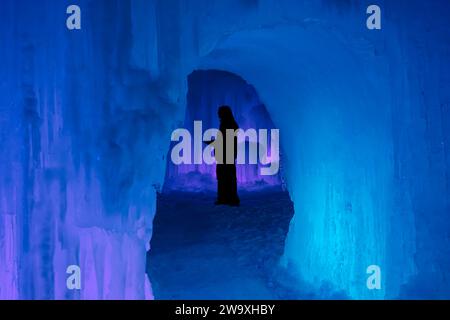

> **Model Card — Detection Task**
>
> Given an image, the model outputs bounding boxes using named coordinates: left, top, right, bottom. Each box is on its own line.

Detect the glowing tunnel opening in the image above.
left=164, top=70, right=284, bottom=192
left=147, top=70, right=294, bottom=299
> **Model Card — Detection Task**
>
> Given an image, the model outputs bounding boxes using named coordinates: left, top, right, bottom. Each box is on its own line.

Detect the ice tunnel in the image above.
left=192, top=24, right=399, bottom=299
left=1, top=0, right=450, bottom=300
left=147, top=69, right=292, bottom=299
left=164, top=69, right=283, bottom=192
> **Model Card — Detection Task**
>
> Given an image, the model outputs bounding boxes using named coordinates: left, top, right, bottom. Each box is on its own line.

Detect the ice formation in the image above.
left=0, top=0, right=449, bottom=299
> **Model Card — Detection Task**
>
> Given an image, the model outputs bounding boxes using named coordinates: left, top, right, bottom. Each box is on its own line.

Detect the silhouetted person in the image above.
left=205, top=106, right=240, bottom=206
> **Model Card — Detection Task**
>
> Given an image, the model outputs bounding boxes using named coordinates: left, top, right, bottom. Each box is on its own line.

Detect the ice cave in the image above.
left=1, top=0, right=450, bottom=300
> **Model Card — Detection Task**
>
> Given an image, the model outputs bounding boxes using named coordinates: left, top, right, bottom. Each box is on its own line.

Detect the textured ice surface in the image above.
left=1, top=0, right=450, bottom=299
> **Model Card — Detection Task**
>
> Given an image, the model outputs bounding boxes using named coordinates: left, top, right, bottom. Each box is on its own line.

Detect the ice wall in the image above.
left=0, top=0, right=177, bottom=299
left=1, top=0, right=449, bottom=299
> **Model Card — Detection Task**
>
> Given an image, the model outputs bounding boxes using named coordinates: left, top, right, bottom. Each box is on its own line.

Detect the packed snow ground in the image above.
left=147, top=188, right=295, bottom=299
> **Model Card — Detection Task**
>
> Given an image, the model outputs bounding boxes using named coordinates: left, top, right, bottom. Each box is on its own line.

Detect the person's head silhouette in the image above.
left=218, top=105, right=238, bottom=129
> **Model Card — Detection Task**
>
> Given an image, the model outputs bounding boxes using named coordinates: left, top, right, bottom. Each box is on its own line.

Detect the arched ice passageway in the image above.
left=190, top=26, right=399, bottom=299
left=148, top=24, right=409, bottom=299
left=148, top=69, right=294, bottom=299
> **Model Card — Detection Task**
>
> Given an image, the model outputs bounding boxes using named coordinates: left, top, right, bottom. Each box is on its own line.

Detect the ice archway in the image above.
left=184, top=25, right=402, bottom=299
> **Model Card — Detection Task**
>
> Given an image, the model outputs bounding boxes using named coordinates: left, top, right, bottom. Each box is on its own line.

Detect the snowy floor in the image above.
left=146, top=188, right=295, bottom=299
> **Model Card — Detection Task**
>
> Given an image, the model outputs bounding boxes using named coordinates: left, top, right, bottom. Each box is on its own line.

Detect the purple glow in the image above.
left=164, top=70, right=284, bottom=192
